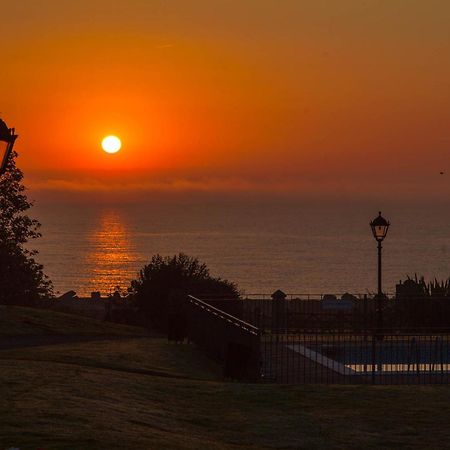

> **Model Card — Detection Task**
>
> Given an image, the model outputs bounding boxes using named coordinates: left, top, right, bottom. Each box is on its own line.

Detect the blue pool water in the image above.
left=289, top=338, right=450, bottom=374
left=312, top=339, right=450, bottom=366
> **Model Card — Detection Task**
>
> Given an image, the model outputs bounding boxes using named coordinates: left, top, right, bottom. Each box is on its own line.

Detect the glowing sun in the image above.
left=101, top=135, right=122, bottom=154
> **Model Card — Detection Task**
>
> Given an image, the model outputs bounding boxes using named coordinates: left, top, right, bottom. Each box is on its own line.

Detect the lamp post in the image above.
left=0, top=118, right=18, bottom=176
left=370, top=211, right=390, bottom=334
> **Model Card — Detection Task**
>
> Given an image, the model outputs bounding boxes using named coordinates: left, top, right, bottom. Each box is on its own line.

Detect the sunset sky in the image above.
left=1, top=0, right=449, bottom=200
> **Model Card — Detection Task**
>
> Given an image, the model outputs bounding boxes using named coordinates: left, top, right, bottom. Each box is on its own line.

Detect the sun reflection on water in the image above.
left=85, top=210, right=138, bottom=296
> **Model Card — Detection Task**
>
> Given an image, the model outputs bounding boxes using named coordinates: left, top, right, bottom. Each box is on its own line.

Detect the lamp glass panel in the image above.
left=374, top=225, right=388, bottom=239
left=0, top=141, right=8, bottom=159
left=0, top=140, right=11, bottom=174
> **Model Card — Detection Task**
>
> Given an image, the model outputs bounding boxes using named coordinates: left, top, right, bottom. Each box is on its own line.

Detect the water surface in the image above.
left=32, top=199, right=449, bottom=296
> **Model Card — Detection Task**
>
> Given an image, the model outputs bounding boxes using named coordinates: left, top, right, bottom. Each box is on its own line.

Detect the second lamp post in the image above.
left=370, top=211, right=390, bottom=333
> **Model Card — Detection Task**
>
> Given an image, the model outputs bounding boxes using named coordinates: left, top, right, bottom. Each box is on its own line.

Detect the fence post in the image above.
left=271, top=290, right=288, bottom=334
left=363, top=294, right=368, bottom=342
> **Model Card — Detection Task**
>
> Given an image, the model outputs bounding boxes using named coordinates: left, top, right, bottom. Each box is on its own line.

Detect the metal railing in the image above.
left=187, top=295, right=259, bottom=335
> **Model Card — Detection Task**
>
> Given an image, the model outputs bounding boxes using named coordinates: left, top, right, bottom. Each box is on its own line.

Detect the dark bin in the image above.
left=168, top=313, right=187, bottom=342
left=224, top=342, right=254, bottom=380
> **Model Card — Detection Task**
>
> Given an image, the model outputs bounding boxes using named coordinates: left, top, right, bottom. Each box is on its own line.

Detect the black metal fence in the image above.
left=200, top=294, right=450, bottom=332
left=186, top=294, right=450, bottom=384
left=259, top=331, right=450, bottom=384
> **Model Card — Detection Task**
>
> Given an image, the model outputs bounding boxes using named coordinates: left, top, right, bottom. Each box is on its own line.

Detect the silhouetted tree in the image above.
left=130, top=253, right=239, bottom=329
left=0, top=151, right=52, bottom=305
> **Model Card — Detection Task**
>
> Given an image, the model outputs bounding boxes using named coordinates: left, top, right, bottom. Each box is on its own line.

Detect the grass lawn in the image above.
left=0, top=306, right=145, bottom=337
left=1, top=307, right=450, bottom=449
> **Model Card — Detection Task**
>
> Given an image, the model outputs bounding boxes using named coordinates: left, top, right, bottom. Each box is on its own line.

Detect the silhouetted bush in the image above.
left=393, top=275, right=450, bottom=329
left=130, top=253, right=239, bottom=330
left=396, top=274, right=450, bottom=299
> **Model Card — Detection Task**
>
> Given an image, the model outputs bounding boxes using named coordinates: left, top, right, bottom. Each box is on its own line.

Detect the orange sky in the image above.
left=1, top=0, right=449, bottom=200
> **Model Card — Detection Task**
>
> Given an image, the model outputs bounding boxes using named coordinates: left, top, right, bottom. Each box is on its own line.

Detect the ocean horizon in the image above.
left=31, top=197, right=449, bottom=297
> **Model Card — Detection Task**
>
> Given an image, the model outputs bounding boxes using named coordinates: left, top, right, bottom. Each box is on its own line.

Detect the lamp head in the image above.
left=0, top=118, right=18, bottom=175
left=370, top=211, right=390, bottom=242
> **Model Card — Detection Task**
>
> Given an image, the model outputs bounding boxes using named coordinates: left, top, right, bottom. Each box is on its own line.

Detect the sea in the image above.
left=31, top=198, right=449, bottom=297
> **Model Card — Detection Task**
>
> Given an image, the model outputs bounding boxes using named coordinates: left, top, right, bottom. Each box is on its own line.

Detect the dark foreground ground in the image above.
left=1, top=306, right=450, bottom=449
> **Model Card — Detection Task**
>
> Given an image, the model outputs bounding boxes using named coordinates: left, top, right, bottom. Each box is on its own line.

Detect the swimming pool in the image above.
left=289, top=337, right=450, bottom=375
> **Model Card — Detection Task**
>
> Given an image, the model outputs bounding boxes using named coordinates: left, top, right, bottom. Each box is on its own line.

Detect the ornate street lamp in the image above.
left=0, top=118, right=18, bottom=176
left=370, top=211, right=390, bottom=335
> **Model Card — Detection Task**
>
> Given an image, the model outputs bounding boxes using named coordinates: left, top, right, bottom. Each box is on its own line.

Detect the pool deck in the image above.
left=260, top=340, right=450, bottom=384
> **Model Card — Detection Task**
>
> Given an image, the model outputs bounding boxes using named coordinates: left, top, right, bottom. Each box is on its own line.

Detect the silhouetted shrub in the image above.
left=393, top=275, right=450, bottom=329
left=396, top=274, right=450, bottom=299
left=130, top=253, right=239, bottom=330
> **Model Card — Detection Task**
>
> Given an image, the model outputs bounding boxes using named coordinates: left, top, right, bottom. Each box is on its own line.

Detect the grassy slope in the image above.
left=1, top=308, right=450, bottom=449
left=0, top=306, right=145, bottom=337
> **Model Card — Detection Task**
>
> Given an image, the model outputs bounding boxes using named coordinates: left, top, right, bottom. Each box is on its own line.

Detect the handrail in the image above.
left=187, top=295, right=260, bottom=336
